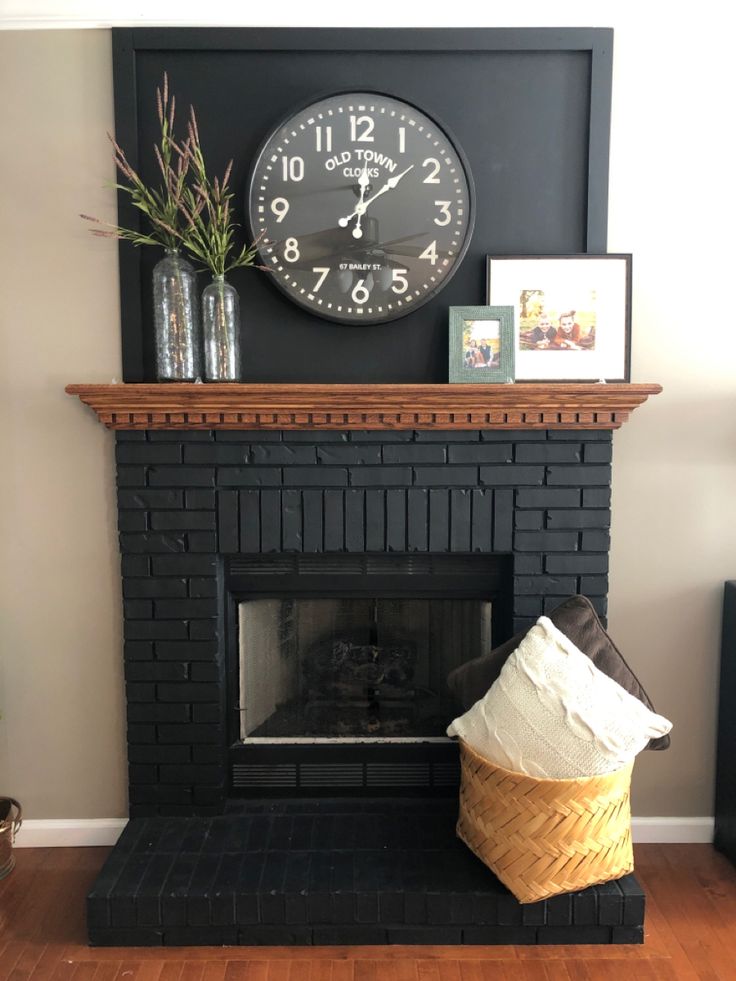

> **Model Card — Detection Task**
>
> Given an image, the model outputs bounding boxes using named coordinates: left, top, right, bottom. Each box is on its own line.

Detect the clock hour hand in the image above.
left=338, top=162, right=371, bottom=239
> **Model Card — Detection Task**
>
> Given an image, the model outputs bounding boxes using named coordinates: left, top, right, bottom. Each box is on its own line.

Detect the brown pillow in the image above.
left=446, top=594, right=670, bottom=751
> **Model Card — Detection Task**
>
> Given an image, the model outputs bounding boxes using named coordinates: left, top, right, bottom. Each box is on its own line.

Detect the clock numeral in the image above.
left=315, top=126, right=333, bottom=152
left=283, top=237, right=300, bottom=263
left=398, top=127, right=406, bottom=154
left=312, top=267, right=330, bottom=292
left=281, top=156, right=304, bottom=182
left=270, top=197, right=290, bottom=223
left=351, top=279, right=370, bottom=305
left=422, top=158, right=441, bottom=184
left=350, top=115, right=375, bottom=143
left=419, top=240, right=438, bottom=265
left=391, top=268, right=409, bottom=294
left=433, top=201, right=452, bottom=226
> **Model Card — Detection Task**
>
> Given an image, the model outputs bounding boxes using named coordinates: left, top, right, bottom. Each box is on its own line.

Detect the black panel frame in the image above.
left=112, top=27, right=613, bottom=382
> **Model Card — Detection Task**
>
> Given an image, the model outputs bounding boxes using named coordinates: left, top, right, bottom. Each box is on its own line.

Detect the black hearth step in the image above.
left=87, top=799, right=645, bottom=947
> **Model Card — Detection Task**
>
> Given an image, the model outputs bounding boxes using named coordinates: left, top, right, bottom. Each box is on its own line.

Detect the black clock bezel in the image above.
left=245, top=88, right=476, bottom=327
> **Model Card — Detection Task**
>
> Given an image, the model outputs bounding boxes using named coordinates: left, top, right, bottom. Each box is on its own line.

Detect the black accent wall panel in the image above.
left=112, top=28, right=612, bottom=382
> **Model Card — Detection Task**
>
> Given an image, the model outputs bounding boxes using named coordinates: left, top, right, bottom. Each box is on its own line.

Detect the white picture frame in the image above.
left=486, top=255, right=632, bottom=382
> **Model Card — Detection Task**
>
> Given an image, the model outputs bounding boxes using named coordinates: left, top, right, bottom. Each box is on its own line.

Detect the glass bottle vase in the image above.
left=152, top=249, right=202, bottom=381
left=202, top=275, right=241, bottom=382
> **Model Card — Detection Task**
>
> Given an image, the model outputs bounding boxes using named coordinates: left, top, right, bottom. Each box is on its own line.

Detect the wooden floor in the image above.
left=1, top=844, right=735, bottom=980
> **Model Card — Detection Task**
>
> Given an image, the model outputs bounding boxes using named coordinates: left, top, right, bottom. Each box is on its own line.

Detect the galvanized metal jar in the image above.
left=0, top=797, right=22, bottom=880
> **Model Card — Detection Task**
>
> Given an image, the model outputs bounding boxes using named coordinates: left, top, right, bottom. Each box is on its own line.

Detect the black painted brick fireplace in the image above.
left=116, top=427, right=612, bottom=818
left=85, top=424, right=634, bottom=947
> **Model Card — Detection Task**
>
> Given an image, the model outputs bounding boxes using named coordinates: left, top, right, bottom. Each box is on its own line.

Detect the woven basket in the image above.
left=457, top=740, right=634, bottom=904
left=0, top=798, right=22, bottom=881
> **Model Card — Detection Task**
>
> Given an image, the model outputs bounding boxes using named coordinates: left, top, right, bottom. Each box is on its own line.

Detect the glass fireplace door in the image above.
left=239, top=597, right=492, bottom=742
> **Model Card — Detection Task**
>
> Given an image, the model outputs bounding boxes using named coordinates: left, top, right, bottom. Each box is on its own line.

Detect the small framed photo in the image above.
left=486, top=254, right=632, bottom=382
left=448, top=306, right=515, bottom=383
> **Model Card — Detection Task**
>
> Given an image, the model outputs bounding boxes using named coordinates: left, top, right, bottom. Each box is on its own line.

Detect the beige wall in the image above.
left=0, top=17, right=734, bottom=820
left=0, top=31, right=126, bottom=817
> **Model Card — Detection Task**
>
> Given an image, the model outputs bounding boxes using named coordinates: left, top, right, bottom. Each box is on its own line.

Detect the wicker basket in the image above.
left=456, top=740, right=634, bottom=904
left=0, top=798, right=22, bottom=881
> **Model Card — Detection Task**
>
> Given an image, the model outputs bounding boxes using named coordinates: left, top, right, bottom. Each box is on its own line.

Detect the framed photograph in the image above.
left=486, top=255, right=632, bottom=382
left=449, top=306, right=515, bottom=383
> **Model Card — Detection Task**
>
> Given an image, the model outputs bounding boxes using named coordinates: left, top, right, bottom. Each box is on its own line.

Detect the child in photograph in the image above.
left=521, top=312, right=557, bottom=349
left=552, top=311, right=583, bottom=349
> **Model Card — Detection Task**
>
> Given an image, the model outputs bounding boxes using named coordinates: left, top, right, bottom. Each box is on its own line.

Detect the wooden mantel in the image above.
left=65, top=382, right=661, bottom=431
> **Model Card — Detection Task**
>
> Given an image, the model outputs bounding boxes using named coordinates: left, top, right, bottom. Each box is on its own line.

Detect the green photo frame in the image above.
left=449, top=306, right=515, bottom=383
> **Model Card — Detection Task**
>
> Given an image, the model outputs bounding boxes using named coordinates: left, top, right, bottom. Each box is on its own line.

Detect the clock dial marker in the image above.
left=248, top=91, right=474, bottom=325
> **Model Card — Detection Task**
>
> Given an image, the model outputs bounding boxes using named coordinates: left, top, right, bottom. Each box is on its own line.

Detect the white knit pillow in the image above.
left=447, top=615, right=672, bottom=778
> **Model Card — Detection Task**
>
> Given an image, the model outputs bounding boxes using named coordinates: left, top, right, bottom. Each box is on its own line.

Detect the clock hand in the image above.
left=338, top=162, right=371, bottom=238
left=360, top=164, right=414, bottom=211
left=337, top=164, right=414, bottom=229
left=351, top=163, right=372, bottom=240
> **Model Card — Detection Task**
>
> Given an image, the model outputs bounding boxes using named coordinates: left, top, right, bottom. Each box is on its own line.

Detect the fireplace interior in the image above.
left=239, top=595, right=489, bottom=740
left=226, top=553, right=511, bottom=795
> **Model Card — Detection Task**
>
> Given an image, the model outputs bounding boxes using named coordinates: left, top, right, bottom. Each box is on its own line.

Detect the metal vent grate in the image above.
left=432, top=762, right=461, bottom=787
left=299, top=763, right=364, bottom=787
left=366, top=763, right=432, bottom=787
left=228, top=553, right=503, bottom=578
left=229, top=556, right=300, bottom=576
left=232, top=764, right=297, bottom=788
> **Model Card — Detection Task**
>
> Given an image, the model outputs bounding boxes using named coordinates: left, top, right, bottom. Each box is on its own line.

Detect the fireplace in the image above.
left=77, top=416, right=657, bottom=947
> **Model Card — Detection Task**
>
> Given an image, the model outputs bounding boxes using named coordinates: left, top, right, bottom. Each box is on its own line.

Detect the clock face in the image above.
left=247, top=91, right=474, bottom=325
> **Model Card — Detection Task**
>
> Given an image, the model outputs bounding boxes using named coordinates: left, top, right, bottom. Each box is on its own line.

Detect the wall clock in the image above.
left=247, top=91, right=475, bottom=325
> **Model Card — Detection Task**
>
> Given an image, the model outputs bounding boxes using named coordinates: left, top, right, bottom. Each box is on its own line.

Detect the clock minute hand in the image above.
left=360, top=164, right=414, bottom=210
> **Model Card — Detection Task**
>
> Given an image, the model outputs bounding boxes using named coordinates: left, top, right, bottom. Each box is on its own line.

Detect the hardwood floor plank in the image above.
left=305, top=964, right=332, bottom=981
left=157, top=965, right=184, bottom=981
left=69, top=963, right=99, bottom=981
left=265, top=962, right=291, bottom=981
left=179, top=964, right=206, bottom=981
left=415, top=963, right=441, bottom=981
left=326, top=962, right=354, bottom=981
left=435, top=962, right=463, bottom=981
left=225, top=965, right=271, bottom=981
left=458, top=963, right=484, bottom=981
left=6, top=942, right=48, bottom=981
left=199, top=962, right=227, bottom=981
left=390, top=959, right=416, bottom=981
left=0, top=945, right=26, bottom=981
left=130, top=961, right=166, bottom=981
left=46, top=960, right=77, bottom=981
left=89, top=961, right=123, bottom=981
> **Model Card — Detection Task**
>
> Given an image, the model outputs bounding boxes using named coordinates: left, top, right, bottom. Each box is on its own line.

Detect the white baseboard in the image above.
left=15, top=819, right=128, bottom=848
left=14, top=816, right=715, bottom=848
left=631, top=816, right=714, bottom=843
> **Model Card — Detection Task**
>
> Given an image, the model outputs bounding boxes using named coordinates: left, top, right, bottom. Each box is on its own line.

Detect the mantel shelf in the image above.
left=65, top=382, right=662, bottom=431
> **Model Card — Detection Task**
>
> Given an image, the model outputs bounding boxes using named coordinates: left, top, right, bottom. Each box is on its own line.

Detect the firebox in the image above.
left=225, top=553, right=512, bottom=795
